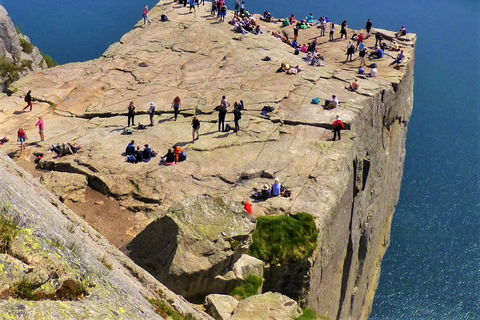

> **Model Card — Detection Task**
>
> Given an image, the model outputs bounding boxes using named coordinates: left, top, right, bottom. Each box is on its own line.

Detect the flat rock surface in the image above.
left=0, top=0, right=415, bottom=238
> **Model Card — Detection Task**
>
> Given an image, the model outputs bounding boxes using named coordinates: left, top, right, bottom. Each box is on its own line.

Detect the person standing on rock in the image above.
left=216, top=97, right=229, bottom=132
left=233, top=104, right=242, bottom=132
left=192, top=116, right=200, bottom=143
left=219, top=3, right=227, bottom=22
left=148, top=102, right=156, bottom=126
left=143, top=5, right=152, bottom=25
left=329, top=23, right=335, bottom=41
left=358, top=41, right=367, bottom=67
left=22, top=90, right=33, bottom=112
left=365, top=19, right=373, bottom=38
left=127, top=101, right=136, bottom=127
left=189, top=0, right=196, bottom=13
left=340, top=20, right=348, bottom=40
left=35, top=116, right=45, bottom=142
left=17, top=128, right=27, bottom=152
left=332, top=115, right=345, bottom=141
left=172, top=96, right=181, bottom=121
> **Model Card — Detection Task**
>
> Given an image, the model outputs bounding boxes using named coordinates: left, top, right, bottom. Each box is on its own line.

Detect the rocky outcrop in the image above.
left=0, top=1, right=416, bottom=319
left=40, top=171, right=87, bottom=203
left=204, top=292, right=303, bottom=320
left=127, top=195, right=256, bottom=302
left=0, top=5, right=46, bottom=90
left=0, top=150, right=211, bottom=319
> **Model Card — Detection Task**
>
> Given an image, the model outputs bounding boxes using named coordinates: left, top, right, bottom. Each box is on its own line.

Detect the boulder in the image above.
left=215, top=254, right=265, bottom=293
left=40, top=171, right=87, bottom=203
left=126, top=195, right=256, bottom=302
left=230, top=292, right=303, bottom=320
left=204, top=294, right=239, bottom=320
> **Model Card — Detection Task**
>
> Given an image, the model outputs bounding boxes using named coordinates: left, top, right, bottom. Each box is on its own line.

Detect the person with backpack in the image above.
left=127, top=101, right=136, bottom=127
left=219, top=3, right=227, bottom=22
left=332, top=115, right=345, bottom=141
left=172, top=96, right=181, bottom=121
left=148, top=102, right=156, bottom=126
left=23, top=90, right=33, bottom=112
left=17, top=128, right=27, bottom=152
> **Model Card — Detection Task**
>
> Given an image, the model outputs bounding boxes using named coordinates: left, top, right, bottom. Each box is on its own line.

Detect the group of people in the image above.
left=260, top=178, right=284, bottom=200
left=127, top=97, right=182, bottom=127
left=214, top=96, right=245, bottom=132
left=125, top=140, right=155, bottom=163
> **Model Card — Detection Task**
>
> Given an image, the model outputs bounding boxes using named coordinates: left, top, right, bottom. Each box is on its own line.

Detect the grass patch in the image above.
left=147, top=298, right=196, bottom=320
left=40, top=51, right=57, bottom=68
left=21, top=59, right=33, bottom=70
left=19, top=38, right=34, bottom=54
left=296, top=308, right=331, bottom=320
left=2, top=278, right=89, bottom=301
left=99, top=255, right=113, bottom=271
left=15, top=24, right=23, bottom=35
left=248, top=213, right=318, bottom=265
left=230, top=274, right=264, bottom=300
left=0, top=203, right=19, bottom=253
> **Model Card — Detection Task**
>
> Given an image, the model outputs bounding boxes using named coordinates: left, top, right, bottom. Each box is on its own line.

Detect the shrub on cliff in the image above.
left=248, top=213, right=318, bottom=265
left=0, top=57, right=27, bottom=85
left=19, top=38, right=34, bottom=54
left=41, top=52, right=57, bottom=68
left=230, top=274, right=264, bottom=300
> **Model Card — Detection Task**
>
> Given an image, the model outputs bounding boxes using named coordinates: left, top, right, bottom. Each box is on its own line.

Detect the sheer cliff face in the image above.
left=0, top=5, right=45, bottom=89
left=308, top=56, right=415, bottom=320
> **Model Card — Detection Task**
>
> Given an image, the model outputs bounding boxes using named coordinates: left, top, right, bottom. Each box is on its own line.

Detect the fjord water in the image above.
left=2, top=0, right=478, bottom=318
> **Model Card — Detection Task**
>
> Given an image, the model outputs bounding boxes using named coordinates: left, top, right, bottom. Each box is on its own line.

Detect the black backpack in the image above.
left=225, top=124, right=231, bottom=132
left=161, top=14, right=169, bottom=22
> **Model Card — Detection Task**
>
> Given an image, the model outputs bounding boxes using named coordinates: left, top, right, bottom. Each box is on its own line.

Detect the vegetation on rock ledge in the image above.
left=147, top=298, right=196, bottom=320
left=248, top=213, right=318, bottom=265
left=230, top=274, right=264, bottom=300
left=0, top=202, right=19, bottom=253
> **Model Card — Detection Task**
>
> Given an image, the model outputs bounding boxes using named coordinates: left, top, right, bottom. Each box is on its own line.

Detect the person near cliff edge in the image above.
left=271, top=178, right=282, bottom=197
left=22, top=90, right=33, bottom=112
left=148, top=102, right=156, bottom=126
left=127, top=101, right=135, bottom=127
left=143, top=5, right=152, bottom=25
left=35, top=116, right=45, bottom=142
left=390, top=50, right=405, bottom=66
left=365, top=19, right=373, bottom=38
left=323, top=95, right=338, bottom=110
left=332, top=115, right=345, bottom=141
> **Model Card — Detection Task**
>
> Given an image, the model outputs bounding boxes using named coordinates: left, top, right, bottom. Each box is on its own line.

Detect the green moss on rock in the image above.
left=248, top=213, right=318, bottom=265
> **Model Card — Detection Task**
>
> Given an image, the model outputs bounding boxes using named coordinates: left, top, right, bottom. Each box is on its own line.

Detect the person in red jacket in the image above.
left=332, top=115, right=345, bottom=141
left=243, top=201, right=252, bottom=215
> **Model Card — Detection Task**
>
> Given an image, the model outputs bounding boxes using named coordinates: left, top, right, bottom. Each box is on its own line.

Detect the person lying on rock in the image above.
left=59, top=142, right=74, bottom=158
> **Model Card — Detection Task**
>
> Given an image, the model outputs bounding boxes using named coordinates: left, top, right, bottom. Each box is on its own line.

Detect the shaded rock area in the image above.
left=127, top=195, right=256, bottom=302
left=0, top=1, right=416, bottom=319
left=0, top=151, right=212, bottom=319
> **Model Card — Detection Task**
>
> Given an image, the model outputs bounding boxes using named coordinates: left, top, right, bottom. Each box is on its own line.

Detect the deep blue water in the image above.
left=1, top=0, right=478, bottom=319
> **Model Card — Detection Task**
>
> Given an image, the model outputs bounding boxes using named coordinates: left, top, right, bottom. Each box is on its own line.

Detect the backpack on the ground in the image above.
left=127, top=155, right=136, bottom=163
left=311, top=98, right=320, bottom=105
left=161, top=14, right=169, bottom=22
left=225, top=124, right=231, bottom=132
left=180, top=151, right=187, bottom=161
left=138, top=124, right=147, bottom=130
left=123, top=128, right=133, bottom=135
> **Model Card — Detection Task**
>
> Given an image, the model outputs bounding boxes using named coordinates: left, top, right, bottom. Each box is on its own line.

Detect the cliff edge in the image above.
left=0, top=1, right=416, bottom=319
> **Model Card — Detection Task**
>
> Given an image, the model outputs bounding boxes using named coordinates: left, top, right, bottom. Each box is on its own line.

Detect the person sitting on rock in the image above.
left=134, top=146, right=144, bottom=163
left=390, top=40, right=400, bottom=51
left=390, top=50, right=405, bottom=66
left=261, top=184, right=271, bottom=200
left=369, top=46, right=384, bottom=59
left=0, top=137, right=9, bottom=146
left=162, top=149, right=176, bottom=165
left=368, top=63, right=378, bottom=77
left=173, top=145, right=185, bottom=163
left=126, top=140, right=135, bottom=155
left=395, top=26, right=407, bottom=38
left=143, top=144, right=152, bottom=162
left=346, top=78, right=360, bottom=91
left=271, top=178, right=282, bottom=197
left=358, top=66, right=366, bottom=75
left=323, top=95, right=339, bottom=110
